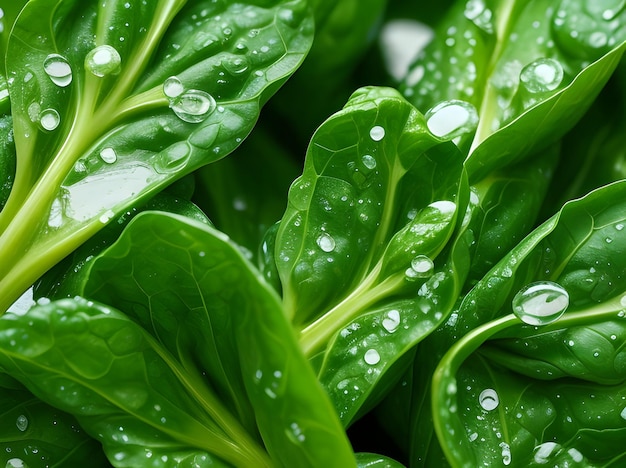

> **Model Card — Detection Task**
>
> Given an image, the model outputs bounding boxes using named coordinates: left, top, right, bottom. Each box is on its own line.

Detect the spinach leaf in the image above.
left=77, top=211, right=355, bottom=466
left=0, top=0, right=313, bottom=312
left=0, top=372, right=110, bottom=467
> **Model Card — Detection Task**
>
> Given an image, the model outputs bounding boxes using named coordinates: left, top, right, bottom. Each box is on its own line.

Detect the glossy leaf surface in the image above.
left=83, top=211, right=356, bottom=467
left=0, top=0, right=313, bottom=311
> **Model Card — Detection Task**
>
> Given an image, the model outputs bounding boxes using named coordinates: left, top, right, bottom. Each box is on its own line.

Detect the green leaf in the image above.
left=0, top=0, right=313, bottom=312
left=83, top=211, right=356, bottom=467
left=276, top=86, right=466, bottom=330
left=401, top=0, right=626, bottom=179
left=355, top=452, right=406, bottom=468
left=0, top=373, right=111, bottom=467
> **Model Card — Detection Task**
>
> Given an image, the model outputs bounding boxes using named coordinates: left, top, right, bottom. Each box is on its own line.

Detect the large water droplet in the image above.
left=464, top=0, right=494, bottom=34
left=425, top=100, right=479, bottom=139
left=512, top=281, right=569, bottom=326
left=478, top=388, right=499, bottom=411
left=163, top=76, right=184, bottom=98
left=170, top=89, right=216, bottom=123
left=369, top=125, right=385, bottom=141
left=99, top=147, right=117, bottom=164
left=316, top=233, right=336, bottom=252
left=43, top=54, right=72, bottom=87
left=429, top=200, right=457, bottom=214
left=39, top=108, right=60, bottom=131
left=362, top=154, right=377, bottom=170
left=364, top=348, right=381, bottom=365
left=411, top=255, right=434, bottom=276
left=533, top=442, right=559, bottom=464
left=85, top=45, right=121, bottom=77
left=620, top=406, right=626, bottom=420
left=382, top=309, right=401, bottom=333
left=15, top=415, right=28, bottom=432
left=155, top=141, right=191, bottom=173
left=223, top=56, right=249, bottom=75
left=5, top=459, right=27, bottom=468
left=520, top=58, right=564, bottom=93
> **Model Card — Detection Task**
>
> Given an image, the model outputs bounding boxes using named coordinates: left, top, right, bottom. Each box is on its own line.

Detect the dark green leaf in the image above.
left=0, top=0, right=313, bottom=311
left=84, top=211, right=357, bottom=467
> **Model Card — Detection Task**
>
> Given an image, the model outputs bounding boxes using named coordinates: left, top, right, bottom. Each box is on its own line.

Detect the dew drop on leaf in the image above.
left=369, top=125, right=385, bottom=141
left=411, top=255, right=434, bottom=276
left=43, top=53, right=72, bottom=87
left=520, top=58, right=564, bottom=93
left=15, top=415, right=28, bottom=432
left=223, top=56, right=249, bottom=75
left=39, top=108, right=60, bottom=131
left=364, top=348, right=381, bottom=365
left=163, top=76, right=184, bottom=98
left=5, top=458, right=27, bottom=468
left=478, top=388, right=499, bottom=411
left=154, top=141, right=192, bottom=174
left=170, top=89, right=217, bottom=123
left=85, top=45, right=121, bottom=77
left=512, top=281, right=569, bottom=326
left=99, top=147, right=117, bottom=164
left=425, top=100, right=478, bottom=139
left=620, top=407, right=626, bottom=420
left=361, top=154, right=377, bottom=169
left=464, top=0, right=494, bottom=34
left=382, top=309, right=401, bottom=333
left=316, top=233, right=335, bottom=252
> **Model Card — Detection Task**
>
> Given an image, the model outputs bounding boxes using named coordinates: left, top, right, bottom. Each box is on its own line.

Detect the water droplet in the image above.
left=512, top=281, right=569, bottom=326
left=99, top=147, right=117, bottom=164
left=464, top=0, right=494, bottom=34
left=533, top=442, right=559, bottom=463
left=369, top=125, right=385, bottom=141
left=155, top=141, right=191, bottom=173
left=362, top=154, right=377, bottom=169
left=99, top=210, right=115, bottom=224
left=429, top=200, right=457, bottom=214
left=478, top=388, right=499, bottom=411
left=5, top=459, right=26, bottom=468
left=316, top=233, right=335, bottom=252
left=39, top=108, right=60, bottom=131
left=520, top=58, right=564, bottom=93
left=163, top=76, right=184, bottom=98
left=223, top=56, right=249, bottom=75
left=621, top=407, right=626, bottom=420
left=286, top=422, right=306, bottom=443
left=411, top=255, right=434, bottom=276
left=15, top=415, right=28, bottom=432
left=364, top=348, right=381, bottom=365
left=170, top=89, right=216, bottom=123
left=382, top=309, right=401, bottom=333
left=425, top=100, right=479, bottom=139
left=85, top=45, right=121, bottom=77
left=615, top=223, right=624, bottom=231
left=500, top=442, right=512, bottom=465
left=43, top=54, right=72, bottom=87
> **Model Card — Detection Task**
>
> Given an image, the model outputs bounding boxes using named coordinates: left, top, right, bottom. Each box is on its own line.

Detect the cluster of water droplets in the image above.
left=163, top=76, right=217, bottom=124
left=512, top=281, right=569, bottom=326
left=464, top=0, right=495, bottom=34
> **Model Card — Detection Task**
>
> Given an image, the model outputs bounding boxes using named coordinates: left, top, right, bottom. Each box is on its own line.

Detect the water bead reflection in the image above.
left=512, top=281, right=569, bottom=326
left=39, top=109, right=60, bottom=131
left=369, top=125, right=385, bottom=141
left=478, top=388, right=499, bottom=411
left=520, top=58, right=564, bottom=93
left=15, top=415, right=28, bottom=432
left=316, top=233, right=336, bottom=252
left=425, top=100, right=479, bottom=140
left=170, top=89, right=216, bottom=124
left=163, top=76, right=184, bottom=98
left=43, top=54, right=72, bottom=87
left=85, top=45, right=121, bottom=77
left=99, top=147, right=117, bottom=164
left=364, top=348, right=381, bottom=365
left=382, top=309, right=401, bottom=333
